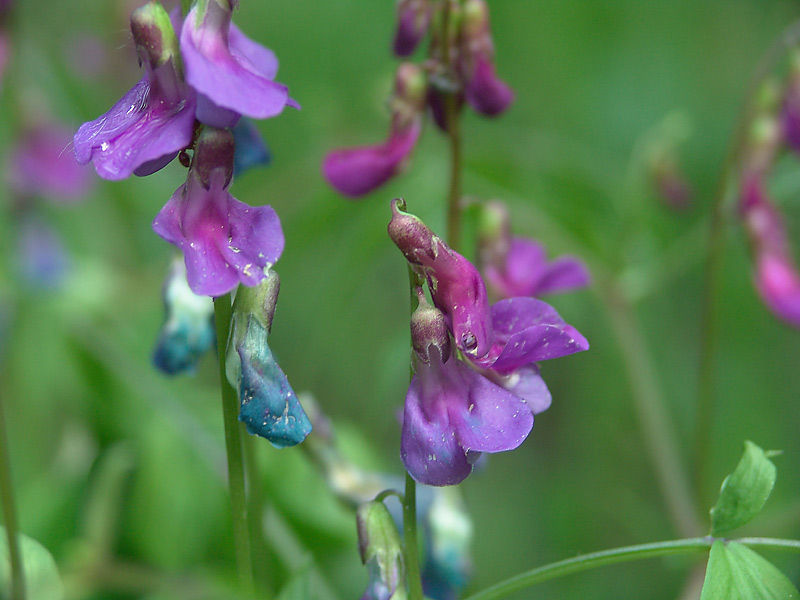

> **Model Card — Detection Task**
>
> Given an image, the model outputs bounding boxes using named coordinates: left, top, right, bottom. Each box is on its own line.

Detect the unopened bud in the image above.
left=357, top=500, right=406, bottom=600
left=393, top=0, right=431, bottom=57
left=130, top=1, right=180, bottom=71
left=410, top=292, right=451, bottom=364
left=193, top=126, right=236, bottom=189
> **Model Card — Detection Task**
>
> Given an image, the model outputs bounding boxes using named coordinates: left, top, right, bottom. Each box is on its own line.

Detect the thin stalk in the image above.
left=0, top=393, right=25, bottom=600
left=462, top=538, right=712, bottom=600
left=444, top=94, right=464, bottom=252
left=214, top=294, right=255, bottom=596
left=694, top=17, right=800, bottom=505
left=243, top=435, right=273, bottom=599
left=602, top=281, right=703, bottom=538
left=402, top=473, right=425, bottom=600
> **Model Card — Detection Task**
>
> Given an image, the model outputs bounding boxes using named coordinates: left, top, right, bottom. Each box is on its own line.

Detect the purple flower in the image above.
left=0, top=32, right=8, bottom=93
left=9, top=123, right=92, bottom=202
left=484, top=238, right=590, bottom=300
left=152, top=127, right=284, bottom=297
left=754, top=252, right=800, bottom=327
left=324, top=63, right=427, bottom=198
left=73, top=2, right=195, bottom=180
left=181, top=0, right=298, bottom=128
left=401, top=296, right=533, bottom=486
left=393, top=0, right=431, bottom=57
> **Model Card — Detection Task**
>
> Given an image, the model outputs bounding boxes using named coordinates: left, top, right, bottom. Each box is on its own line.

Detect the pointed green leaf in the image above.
left=710, top=441, right=777, bottom=536
left=0, top=528, right=64, bottom=600
left=700, top=540, right=799, bottom=600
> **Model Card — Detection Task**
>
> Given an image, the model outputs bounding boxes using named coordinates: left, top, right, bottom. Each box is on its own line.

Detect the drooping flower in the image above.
left=401, top=293, right=533, bottom=486
left=479, top=203, right=590, bottom=300
left=740, top=176, right=800, bottom=328
left=225, top=271, right=312, bottom=448
left=152, top=258, right=216, bottom=375
left=393, top=0, right=431, bottom=57
left=180, top=0, right=298, bottom=128
left=152, top=126, right=284, bottom=297
left=73, top=2, right=195, bottom=180
left=458, top=0, right=514, bottom=117
left=9, top=123, right=92, bottom=203
left=323, top=63, right=427, bottom=198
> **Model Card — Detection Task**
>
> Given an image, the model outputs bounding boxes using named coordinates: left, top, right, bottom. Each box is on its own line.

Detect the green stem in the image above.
left=602, top=282, right=703, bottom=538
left=402, top=473, right=425, bottom=600
left=693, top=17, right=800, bottom=506
left=243, top=435, right=273, bottom=599
left=444, top=93, right=463, bottom=253
left=214, top=294, right=255, bottom=596
left=0, top=392, right=25, bottom=600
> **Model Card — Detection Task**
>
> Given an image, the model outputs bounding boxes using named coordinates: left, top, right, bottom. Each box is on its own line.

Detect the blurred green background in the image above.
left=1, top=0, right=799, bottom=599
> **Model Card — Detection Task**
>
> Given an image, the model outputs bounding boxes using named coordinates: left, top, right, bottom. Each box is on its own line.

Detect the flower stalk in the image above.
left=0, top=391, right=25, bottom=600
left=214, top=293, right=255, bottom=596
left=402, top=472, right=425, bottom=600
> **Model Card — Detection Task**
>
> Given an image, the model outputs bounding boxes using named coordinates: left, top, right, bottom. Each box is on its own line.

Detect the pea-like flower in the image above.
left=180, top=0, right=298, bottom=128
left=73, top=2, right=196, bottom=180
left=152, top=126, right=284, bottom=297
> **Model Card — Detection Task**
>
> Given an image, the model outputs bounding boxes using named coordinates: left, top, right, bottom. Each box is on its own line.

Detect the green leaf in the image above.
left=700, top=540, right=799, bottom=600
left=276, top=560, right=312, bottom=600
left=710, top=441, right=777, bottom=536
left=0, top=528, right=64, bottom=600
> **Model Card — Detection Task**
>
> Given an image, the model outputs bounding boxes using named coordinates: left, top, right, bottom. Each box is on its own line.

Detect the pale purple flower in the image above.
left=0, top=32, right=8, bottom=92
left=180, top=0, right=298, bottom=128
left=484, top=238, right=590, bottom=300
left=9, top=123, right=92, bottom=202
left=324, top=63, right=427, bottom=198
left=73, top=2, right=195, bottom=180
left=152, top=127, right=284, bottom=297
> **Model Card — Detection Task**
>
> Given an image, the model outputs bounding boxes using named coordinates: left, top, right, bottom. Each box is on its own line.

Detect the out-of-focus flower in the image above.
left=15, top=216, right=70, bottom=289
left=740, top=176, right=800, bottom=328
left=225, top=271, right=312, bottom=448
left=781, top=51, right=800, bottom=155
left=232, top=117, right=271, bottom=176
left=152, top=126, right=284, bottom=297
left=478, top=203, right=589, bottom=299
left=152, top=258, right=216, bottom=375
left=180, top=0, right=298, bottom=128
left=458, top=0, right=514, bottom=117
left=323, top=63, right=427, bottom=198
left=73, top=1, right=196, bottom=180
left=357, top=499, right=407, bottom=600
left=393, top=0, right=431, bottom=57
left=0, top=32, right=9, bottom=92
left=9, top=123, right=92, bottom=202
left=422, top=487, right=472, bottom=600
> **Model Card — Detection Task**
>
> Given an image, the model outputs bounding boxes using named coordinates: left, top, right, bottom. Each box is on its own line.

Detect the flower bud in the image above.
left=410, top=291, right=451, bottom=364
left=393, top=0, right=431, bottom=57
left=193, top=126, right=236, bottom=189
left=782, top=50, right=800, bottom=155
left=226, top=271, right=313, bottom=447
left=357, top=500, right=407, bottom=600
left=152, top=258, right=215, bottom=374
left=130, top=1, right=181, bottom=72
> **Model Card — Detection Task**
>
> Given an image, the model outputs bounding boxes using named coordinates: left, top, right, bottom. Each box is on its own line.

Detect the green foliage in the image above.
left=0, top=528, right=63, bottom=600
left=700, top=540, right=799, bottom=600
left=710, top=441, right=777, bottom=536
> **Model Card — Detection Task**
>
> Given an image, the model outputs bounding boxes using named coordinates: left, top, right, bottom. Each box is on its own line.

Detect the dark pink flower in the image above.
left=323, top=63, right=427, bottom=198
left=393, top=0, right=431, bottom=57
left=152, top=127, right=284, bottom=297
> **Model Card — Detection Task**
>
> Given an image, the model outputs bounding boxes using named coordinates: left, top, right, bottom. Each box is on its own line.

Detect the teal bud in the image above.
left=424, top=488, right=473, bottom=594
left=193, top=126, right=236, bottom=189
left=152, top=258, right=215, bottom=374
left=357, top=500, right=408, bottom=600
left=226, top=271, right=312, bottom=448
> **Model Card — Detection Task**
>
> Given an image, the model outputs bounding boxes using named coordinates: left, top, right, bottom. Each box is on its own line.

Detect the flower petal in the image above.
left=534, top=255, right=591, bottom=296
left=464, top=55, right=514, bottom=117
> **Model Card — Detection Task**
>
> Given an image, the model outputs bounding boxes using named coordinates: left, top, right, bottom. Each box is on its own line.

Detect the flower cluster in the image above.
left=74, top=0, right=296, bottom=297
left=737, top=68, right=800, bottom=328
left=323, top=0, right=514, bottom=198
left=389, top=200, right=588, bottom=485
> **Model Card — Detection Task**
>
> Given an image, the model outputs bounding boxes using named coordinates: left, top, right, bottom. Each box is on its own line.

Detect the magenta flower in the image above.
left=484, top=238, right=590, bottom=300
left=73, top=2, right=195, bottom=180
left=393, top=0, right=431, bottom=57
left=152, top=127, right=284, bottom=297
left=459, top=0, right=514, bottom=117
left=9, top=123, right=92, bottom=202
left=181, top=0, right=298, bottom=128
left=324, top=63, right=427, bottom=198
left=740, top=175, right=800, bottom=328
